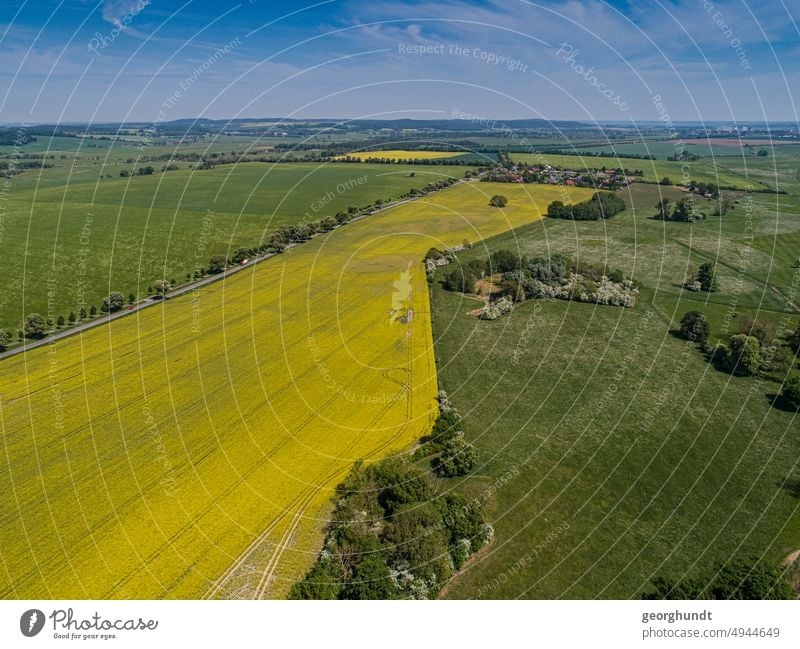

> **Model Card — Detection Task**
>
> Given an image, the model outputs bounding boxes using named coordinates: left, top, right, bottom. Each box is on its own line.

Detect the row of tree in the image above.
left=546, top=192, right=627, bottom=220
left=290, top=392, right=488, bottom=599
left=654, top=197, right=707, bottom=222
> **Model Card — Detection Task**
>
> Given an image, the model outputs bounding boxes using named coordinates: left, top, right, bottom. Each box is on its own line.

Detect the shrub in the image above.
left=697, top=262, right=718, bottom=292
left=781, top=375, right=800, bottom=409
left=442, top=266, right=478, bottom=293
left=725, top=334, right=762, bottom=376
left=643, top=557, right=794, bottom=599
left=231, top=247, right=253, bottom=264
left=101, top=291, right=125, bottom=313
left=489, top=249, right=519, bottom=273
left=24, top=313, right=48, bottom=338
left=208, top=254, right=227, bottom=274
left=434, top=432, right=479, bottom=477
left=153, top=279, right=172, bottom=296
left=679, top=311, right=710, bottom=343
left=480, top=296, right=514, bottom=320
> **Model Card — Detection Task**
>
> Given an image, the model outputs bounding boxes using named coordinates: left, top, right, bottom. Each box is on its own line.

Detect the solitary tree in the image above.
left=726, top=334, right=762, bottom=376
left=781, top=375, right=800, bottom=409
left=231, top=247, right=252, bottom=264
left=89, top=305, right=97, bottom=317
left=102, top=291, right=125, bottom=313
left=79, top=307, right=87, bottom=320
left=654, top=198, right=671, bottom=220
left=489, top=195, right=508, bottom=208
left=128, top=293, right=136, bottom=305
left=697, top=262, right=718, bottom=292
left=24, top=313, right=48, bottom=339
left=56, top=315, right=65, bottom=328
left=153, top=279, right=172, bottom=296
left=208, top=254, right=227, bottom=274
left=679, top=311, right=709, bottom=343
left=0, top=330, right=10, bottom=351
left=68, top=311, right=77, bottom=324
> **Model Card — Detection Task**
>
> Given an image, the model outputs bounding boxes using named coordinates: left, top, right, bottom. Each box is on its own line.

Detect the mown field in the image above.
left=431, top=182, right=800, bottom=598
left=510, top=152, right=771, bottom=190
left=0, top=180, right=595, bottom=599
left=0, top=162, right=470, bottom=332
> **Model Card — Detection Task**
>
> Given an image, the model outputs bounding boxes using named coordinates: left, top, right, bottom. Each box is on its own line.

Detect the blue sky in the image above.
left=0, top=0, right=797, bottom=124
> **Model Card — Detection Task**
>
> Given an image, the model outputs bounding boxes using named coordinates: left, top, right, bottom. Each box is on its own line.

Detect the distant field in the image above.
left=0, top=162, right=470, bottom=331
left=431, top=183, right=800, bottom=598
left=572, top=139, right=799, bottom=160
left=0, top=180, right=595, bottom=599
left=340, top=149, right=466, bottom=160
left=510, top=152, right=771, bottom=190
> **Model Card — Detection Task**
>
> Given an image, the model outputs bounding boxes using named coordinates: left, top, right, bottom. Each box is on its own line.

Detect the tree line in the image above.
left=290, top=392, right=490, bottom=599
left=546, top=191, right=627, bottom=220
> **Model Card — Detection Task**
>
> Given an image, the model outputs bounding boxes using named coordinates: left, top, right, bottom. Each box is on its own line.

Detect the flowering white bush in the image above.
left=520, top=273, right=637, bottom=307
left=425, top=255, right=450, bottom=279
left=685, top=280, right=702, bottom=292
left=480, top=295, right=514, bottom=320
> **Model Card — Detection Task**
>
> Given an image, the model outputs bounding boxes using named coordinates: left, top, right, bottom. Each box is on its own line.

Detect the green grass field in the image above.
left=431, top=182, right=800, bottom=598
left=0, top=162, right=469, bottom=331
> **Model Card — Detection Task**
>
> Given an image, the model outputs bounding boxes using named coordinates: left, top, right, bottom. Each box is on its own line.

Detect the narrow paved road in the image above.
left=0, top=180, right=469, bottom=362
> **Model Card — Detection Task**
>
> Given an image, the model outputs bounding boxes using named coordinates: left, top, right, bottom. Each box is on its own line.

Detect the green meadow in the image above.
left=432, top=182, right=800, bottom=598
left=0, top=161, right=468, bottom=331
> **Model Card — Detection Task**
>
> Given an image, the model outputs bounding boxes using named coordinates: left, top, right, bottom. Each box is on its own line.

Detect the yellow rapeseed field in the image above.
left=0, top=181, right=594, bottom=599
left=337, top=149, right=465, bottom=161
